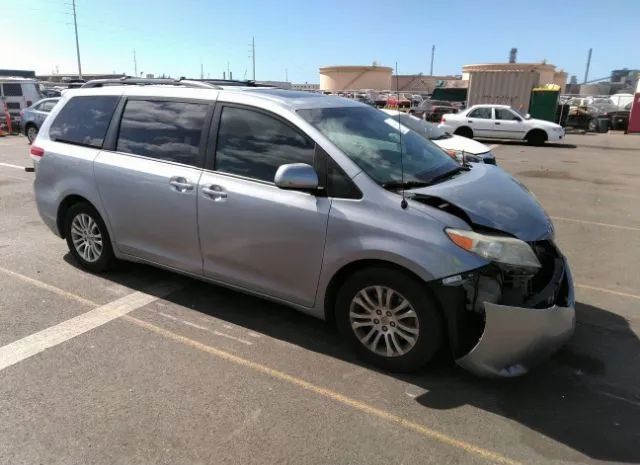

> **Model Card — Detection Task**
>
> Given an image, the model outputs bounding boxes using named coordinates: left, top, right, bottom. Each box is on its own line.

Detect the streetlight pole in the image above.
left=72, top=0, right=82, bottom=79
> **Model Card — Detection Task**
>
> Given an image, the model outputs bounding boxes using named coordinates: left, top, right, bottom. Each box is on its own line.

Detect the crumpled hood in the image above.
left=410, top=165, right=553, bottom=241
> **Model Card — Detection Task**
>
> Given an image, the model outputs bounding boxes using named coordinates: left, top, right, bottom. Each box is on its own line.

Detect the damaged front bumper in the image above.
left=451, top=256, right=575, bottom=378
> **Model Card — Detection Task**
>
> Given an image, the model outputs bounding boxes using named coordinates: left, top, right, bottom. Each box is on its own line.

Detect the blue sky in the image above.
left=5, top=0, right=639, bottom=83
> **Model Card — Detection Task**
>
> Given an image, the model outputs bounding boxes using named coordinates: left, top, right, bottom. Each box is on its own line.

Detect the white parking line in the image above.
left=0, top=162, right=27, bottom=170
left=0, top=279, right=182, bottom=372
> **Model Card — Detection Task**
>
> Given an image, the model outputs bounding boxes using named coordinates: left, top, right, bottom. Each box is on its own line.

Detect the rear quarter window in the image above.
left=49, top=96, right=119, bottom=148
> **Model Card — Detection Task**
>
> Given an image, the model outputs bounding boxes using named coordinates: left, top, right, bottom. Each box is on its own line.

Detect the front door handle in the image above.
left=169, top=176, right=194, bottom=192
left=495, top=122, right=501, bottom=125
left=468, top=120, right=474, bottom=124
left=202, top=184, right=228, bottom=201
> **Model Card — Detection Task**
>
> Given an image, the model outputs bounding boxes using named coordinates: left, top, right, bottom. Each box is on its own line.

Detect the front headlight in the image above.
left=445, top=228, right=541, bottom=269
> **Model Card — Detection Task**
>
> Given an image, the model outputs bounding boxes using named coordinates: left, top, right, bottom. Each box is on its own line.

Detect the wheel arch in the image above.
left=524, top=127, right=548, bottom=142
left=454, top=126, right=473, bottom=138
left=323, top=259, right=440, bottom=325
left=56, top=194, right=97, bottom=239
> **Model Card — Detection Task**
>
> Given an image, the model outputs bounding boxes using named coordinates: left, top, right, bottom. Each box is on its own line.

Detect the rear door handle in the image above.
left=202, top=184, right=228, bottom=201
left=169, top=176, right=194, bottom=192
left=468, top=120, right=474, bottom=123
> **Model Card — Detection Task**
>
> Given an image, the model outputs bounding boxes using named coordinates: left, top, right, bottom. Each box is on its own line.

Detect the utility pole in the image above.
left=285, top=68, right=288, bottom=82
left=200, top=62, right=204, bottom=79
left=133, top=50, right=138, bottom=78
left=429, top=45, right=435, bottom=76
left=249, top=37, right=256, bottom=81
left=583, top=48, right=592, bottom=84
left=71, top=0, right=82, bottom=79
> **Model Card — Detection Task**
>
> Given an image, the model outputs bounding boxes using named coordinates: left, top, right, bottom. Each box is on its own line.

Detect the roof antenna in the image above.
left=396, top=62, right=408, bottom=210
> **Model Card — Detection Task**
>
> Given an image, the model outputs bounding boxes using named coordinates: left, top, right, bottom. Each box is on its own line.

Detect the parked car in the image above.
left=410, top=99, right=458, bottom=121
left=21, top=97, right=60, bottom=143
left=32, top=84, right=574, bottom=377
left=439, top=104, right=565, bottom=145
left=0, top=77, right=43, bottom=129
left=604, top=102, right=632, bottom=131
left=355, top=94, right=376, bottom=106
left=382, top=110, right=496, bottom=165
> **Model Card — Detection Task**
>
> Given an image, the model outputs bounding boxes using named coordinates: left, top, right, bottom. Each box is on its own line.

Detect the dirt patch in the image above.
left=517, top=169, right=620, bottom=185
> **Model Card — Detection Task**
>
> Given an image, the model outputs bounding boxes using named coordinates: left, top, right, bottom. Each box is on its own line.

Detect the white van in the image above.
left=0, top=77, right=42, bottom=128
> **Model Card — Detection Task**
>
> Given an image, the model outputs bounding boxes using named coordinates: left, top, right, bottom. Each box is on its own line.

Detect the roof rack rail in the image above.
left=198, top=79, right=274, bottom=88
left=80, top=76, right=220, bottom=89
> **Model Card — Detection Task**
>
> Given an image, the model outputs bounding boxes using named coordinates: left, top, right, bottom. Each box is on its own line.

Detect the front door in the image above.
left=198, top=105, right=330, bottom=307
left=492, top=108, right=528, bottom=139
left=465, top=107, right=494, bottom=138
left=94, top=98, right=211, bottom=274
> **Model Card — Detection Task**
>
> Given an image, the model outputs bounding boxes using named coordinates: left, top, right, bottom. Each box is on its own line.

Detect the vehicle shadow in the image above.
left=477, top=139, right=578, bottom=149
left=76, top=258, right=640, bottom=463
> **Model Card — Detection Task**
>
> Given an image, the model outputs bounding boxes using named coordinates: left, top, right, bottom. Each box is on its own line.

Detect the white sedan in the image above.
left=382, top=109, right=496, bottom=164
left=438, top=104, right=564, bottom=145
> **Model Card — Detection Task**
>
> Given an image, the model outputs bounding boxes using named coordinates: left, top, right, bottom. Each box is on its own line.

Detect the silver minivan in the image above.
left=32, top=83, right=575, bottom=377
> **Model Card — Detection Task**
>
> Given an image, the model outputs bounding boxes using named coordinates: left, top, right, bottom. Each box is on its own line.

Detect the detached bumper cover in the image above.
left=455, top=260, right=575, bottom=378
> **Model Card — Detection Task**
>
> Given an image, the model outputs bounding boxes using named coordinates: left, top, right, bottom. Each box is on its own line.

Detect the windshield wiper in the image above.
left=425, top=166, right=467, bottom=185
left=382, top=180, right=432, bottom=190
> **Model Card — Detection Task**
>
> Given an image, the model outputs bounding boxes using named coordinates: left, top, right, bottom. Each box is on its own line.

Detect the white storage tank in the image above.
left=319, top=65, right=393, bottom=91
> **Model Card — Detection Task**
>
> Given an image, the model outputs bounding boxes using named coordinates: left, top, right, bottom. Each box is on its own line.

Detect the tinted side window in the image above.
left=117, top=100, right=208, bottom=166
left=2, top=83, right=23, bottom=97
left=468, top=108, right=492, bottom=119
left=495, top=108, right=519, bottom=120
left=50, top=96, right=119, bottom=148
left=215, top=106, right=315, bottom=182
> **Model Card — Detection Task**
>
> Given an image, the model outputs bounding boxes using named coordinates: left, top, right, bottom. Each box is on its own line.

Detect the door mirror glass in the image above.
left=274, top=163, right=319, bottom=191
left=525, top=113, right=531, bottom=120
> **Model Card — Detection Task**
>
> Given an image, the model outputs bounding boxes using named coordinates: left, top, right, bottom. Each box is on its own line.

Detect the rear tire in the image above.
left=26, top=124, right=38, bottom=144
left=454, top=126, right=473, bottom=139
left=64, top=202, right=115, bottom=273
left=335, top=268, right=444, bottom=372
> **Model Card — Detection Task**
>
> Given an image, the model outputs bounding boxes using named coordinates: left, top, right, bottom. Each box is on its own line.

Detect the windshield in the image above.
left=299, top=106, right=459, bottom=186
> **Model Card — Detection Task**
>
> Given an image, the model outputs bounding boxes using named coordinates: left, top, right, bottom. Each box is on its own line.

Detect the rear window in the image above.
left=50, top=96, right=119, bottom=148
left=2, top=83, right=23, bottom=97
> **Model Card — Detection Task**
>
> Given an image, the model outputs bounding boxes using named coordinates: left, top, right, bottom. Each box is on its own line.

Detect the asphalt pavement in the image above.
left=1, top=132, right=639, bottom=465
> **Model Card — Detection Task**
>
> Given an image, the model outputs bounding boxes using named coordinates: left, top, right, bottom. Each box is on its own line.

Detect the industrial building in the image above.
left=462, top=62, right=567, bottom=110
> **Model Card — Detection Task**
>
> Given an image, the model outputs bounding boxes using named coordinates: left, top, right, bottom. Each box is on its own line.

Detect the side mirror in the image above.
left=274, top=163, right=319, bottom=191
left=525, top=113, right=531, bottom=120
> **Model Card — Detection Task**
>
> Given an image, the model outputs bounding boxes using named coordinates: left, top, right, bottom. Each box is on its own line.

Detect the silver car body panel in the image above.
left=33, top=85, right=575, bottom=376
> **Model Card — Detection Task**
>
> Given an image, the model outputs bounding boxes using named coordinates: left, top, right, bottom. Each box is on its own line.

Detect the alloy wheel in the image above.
left=349, top=286, right=420, bottom=357
left=27, top=126, right=38, bottom=143
left=70, top=213, right=103, bottom=263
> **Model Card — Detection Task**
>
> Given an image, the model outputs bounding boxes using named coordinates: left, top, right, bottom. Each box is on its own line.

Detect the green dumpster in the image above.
left=529, top=86, right=560, bottom=122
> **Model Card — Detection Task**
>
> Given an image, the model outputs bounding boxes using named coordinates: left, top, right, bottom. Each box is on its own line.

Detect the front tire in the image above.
left=335, top=268, right=444, bottom=372
left=64, top=202, right=115, bottom=273
left=526, top=130, right=547, bottom=146
left=454, top=126, right=473, bottom=139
